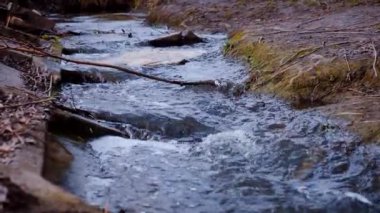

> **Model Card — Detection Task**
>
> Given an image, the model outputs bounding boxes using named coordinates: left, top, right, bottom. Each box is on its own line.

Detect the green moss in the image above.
left=41, top=35, right=63, bottom=57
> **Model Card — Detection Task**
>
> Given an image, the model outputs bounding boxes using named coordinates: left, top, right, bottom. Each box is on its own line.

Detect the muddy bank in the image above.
left=147, top=0, right=380, bottom=143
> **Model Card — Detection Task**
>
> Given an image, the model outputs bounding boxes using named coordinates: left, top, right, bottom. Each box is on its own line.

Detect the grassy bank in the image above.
left=225, top=30, right=379, bottom=107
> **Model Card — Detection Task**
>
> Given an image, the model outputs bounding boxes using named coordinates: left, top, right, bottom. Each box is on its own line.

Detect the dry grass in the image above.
left=225, top=30, right=380, bottom=107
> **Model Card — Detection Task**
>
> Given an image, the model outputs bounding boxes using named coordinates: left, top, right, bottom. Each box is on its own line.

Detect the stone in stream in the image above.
left=148, top=30, right=204, bottom=47
left=0, top=165, right=101, bottom=213
left=62, top=47, right=104, bottom=55
left=9, top=6, right=55, bottom=34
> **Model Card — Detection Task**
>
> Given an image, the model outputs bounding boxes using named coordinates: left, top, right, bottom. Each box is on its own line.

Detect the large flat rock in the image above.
left=0, top=62, right=23, bottom=88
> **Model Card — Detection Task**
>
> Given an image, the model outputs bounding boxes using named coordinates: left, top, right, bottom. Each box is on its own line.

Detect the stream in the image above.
left=55, top=13, right=380, bottom=213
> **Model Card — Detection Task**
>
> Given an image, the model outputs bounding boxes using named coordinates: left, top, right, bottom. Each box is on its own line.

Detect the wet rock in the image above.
left=62, top=47, right=103, bottom=55
left=76, top=110, right=213, bottom=139
left=60, top=69, right=129, bottom=84
left=148, top=30, right=204, bottom=47
left=0, top=165, right=102, bottom=212
left=60, top=69, right=107, bottom=84
left=177, top=59, right=189, bottom=65
left=332, top=161, right=349, bottom=174
left=0, top=176, right=39, bottom=212
left=0, top=63, right=24, bottom=88
left=43, top=134, right=73, bottom=184
left=48, top=109, right=128, bottom=140
left=10, top=6, right=55, bottom=34
left=267, top=123, right=287, bottom=130
left=247, top=101, right=266, bottom=112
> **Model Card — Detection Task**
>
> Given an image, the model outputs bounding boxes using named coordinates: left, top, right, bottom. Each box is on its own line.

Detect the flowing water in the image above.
left=56, top=13, right=380, bottom=213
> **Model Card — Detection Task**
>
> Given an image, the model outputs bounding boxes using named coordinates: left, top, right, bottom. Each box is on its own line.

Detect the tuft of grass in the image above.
left=224, top=30, right=379, bottom=107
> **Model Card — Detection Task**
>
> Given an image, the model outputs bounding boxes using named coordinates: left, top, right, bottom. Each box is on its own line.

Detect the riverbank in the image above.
left=0, top=1, right=118, bottom=211
left=147, top=0, right=380, bottom=143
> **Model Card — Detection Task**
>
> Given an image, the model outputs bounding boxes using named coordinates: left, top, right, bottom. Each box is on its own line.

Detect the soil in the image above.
left=147, top=0, right=380, bottom=143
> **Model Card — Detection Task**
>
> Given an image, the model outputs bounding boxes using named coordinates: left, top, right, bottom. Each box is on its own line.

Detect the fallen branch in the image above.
left=0, top=97, right=54, bottom=110
left=371, top=42, right=378, bottom=78
left=0, top=36, right=217, bottom=87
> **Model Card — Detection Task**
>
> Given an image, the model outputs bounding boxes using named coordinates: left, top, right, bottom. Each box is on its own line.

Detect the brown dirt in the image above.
left=146, top=0, right=380, bottom=143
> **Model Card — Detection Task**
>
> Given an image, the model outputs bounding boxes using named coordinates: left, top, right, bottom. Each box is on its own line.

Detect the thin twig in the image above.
left=48, top=74, right=53, bottom=97
left=344, top=49, right=352, bottom=71
left=0, top=97, right=54, bottom=110
left=280, top=46, right=320, bottom=68
left=371, top=42, right=378, bottom=78
left=296, top=17, right=323, bottom=29
left=344, top=49, right=352, bottom=80
left=348, top=88, right=366, bottom=95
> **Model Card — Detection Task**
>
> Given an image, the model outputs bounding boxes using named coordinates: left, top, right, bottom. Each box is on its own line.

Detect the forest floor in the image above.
left=147, top=0, right=380, bottom=143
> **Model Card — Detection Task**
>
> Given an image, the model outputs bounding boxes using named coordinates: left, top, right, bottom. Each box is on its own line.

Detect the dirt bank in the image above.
left=147, top=0, right=380, bottom=143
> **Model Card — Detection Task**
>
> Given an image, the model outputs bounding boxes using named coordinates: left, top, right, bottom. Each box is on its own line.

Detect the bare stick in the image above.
left=344, top=49, right=352, bottom=81
left=0, top=97, right=54, bottom=110
left=5, top=2, right=12, bottom=28
left=371, top=42, right=378, bottom=78
left=344, top=51, right=352, bottom=72
left=48, top=74, right=53, bottom=97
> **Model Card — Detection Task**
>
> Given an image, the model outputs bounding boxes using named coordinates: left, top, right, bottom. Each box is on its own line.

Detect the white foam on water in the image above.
left=90, top=136, right=181, bottom=161
left=99, top=48, right=206, bottom=67
left=200, top=130, right=263, bottom=159
left=344, top=192, right=373, bottom=206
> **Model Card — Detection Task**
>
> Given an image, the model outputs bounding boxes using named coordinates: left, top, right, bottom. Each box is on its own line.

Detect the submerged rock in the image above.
left=148, top=30, right=204, bottom=47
